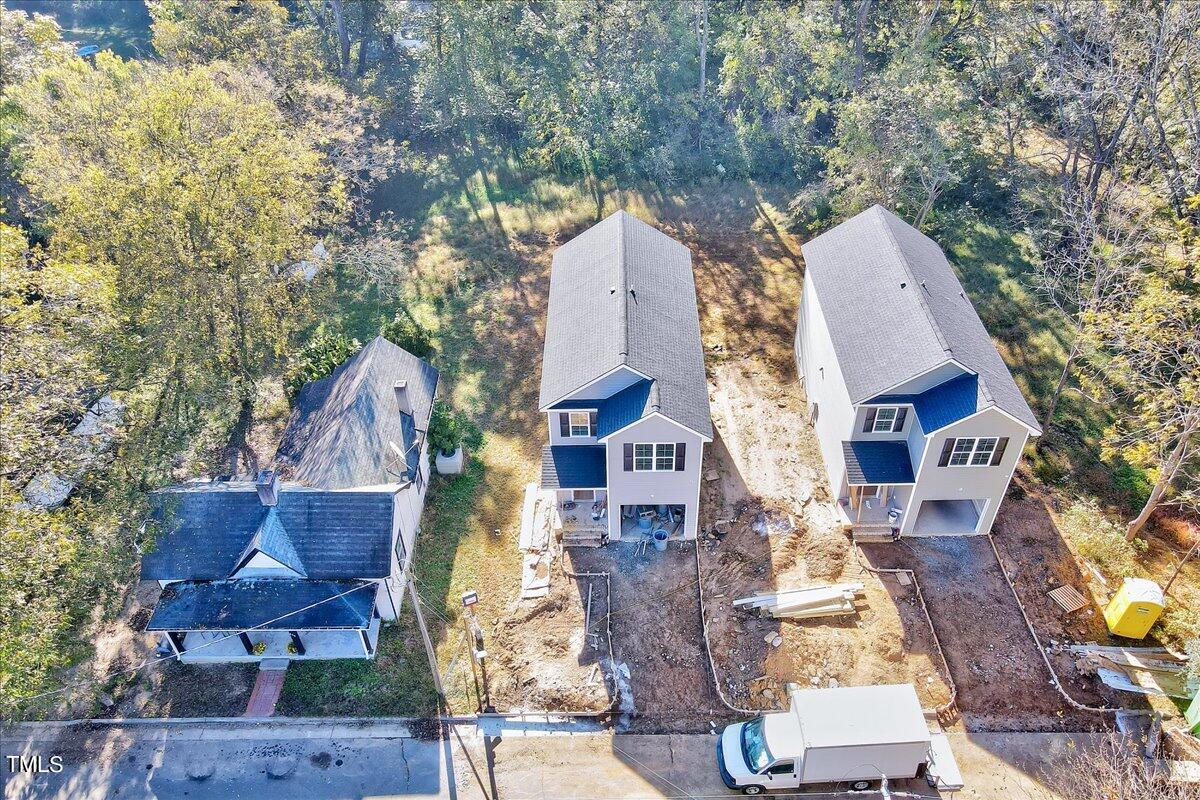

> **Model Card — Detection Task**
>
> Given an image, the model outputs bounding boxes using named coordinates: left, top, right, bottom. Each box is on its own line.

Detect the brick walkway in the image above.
left=243, top=666, right=287, bottom=717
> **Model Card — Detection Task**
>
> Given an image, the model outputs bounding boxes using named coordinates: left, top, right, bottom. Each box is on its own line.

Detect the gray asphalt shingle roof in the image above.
left=140, top=483, right=393, bottom=581
left=539, top=445, right=608, bottom=489
left=537, top=211, right=713, bottom=439
left=146, top=579, right=376, bottom=631
left=802, top=206, right=1039, bottom=433
left=275, top=335, right=439, bottom=489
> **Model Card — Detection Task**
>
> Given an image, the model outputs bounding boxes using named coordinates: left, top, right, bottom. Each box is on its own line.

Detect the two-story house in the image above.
left=796, top=205, right=1040, bottom=537
left=140, top=336, right=438, bottom=662
left=537, top=211, right=713, bottom=545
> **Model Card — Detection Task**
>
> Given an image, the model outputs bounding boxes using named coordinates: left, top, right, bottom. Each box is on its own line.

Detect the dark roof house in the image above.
left=275, top=335, right=440, bottom=489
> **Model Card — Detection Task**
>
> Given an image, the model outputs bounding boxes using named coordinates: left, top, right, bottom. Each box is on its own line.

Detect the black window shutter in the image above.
left=623, top=443, right=634, bottom=471
left=990, top=437, right=1009, bottom=466
left=938, top=438, right=955, bottom=467
left=559, top=412, right=570, bottom=437
left=675, top=443, right=686, bottom=471
left=863, top=407, right=877, bottom=433
left=589, top=411, right=597, bottom=437
left=894, top=408, right=907, bottom=431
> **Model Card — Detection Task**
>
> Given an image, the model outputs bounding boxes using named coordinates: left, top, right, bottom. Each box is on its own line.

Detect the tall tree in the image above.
left=8, top=55, right=346, bottom=472
left=1026, top=181, right=1146, bottom=433
left=1084, top=277, right=1200, bottom=540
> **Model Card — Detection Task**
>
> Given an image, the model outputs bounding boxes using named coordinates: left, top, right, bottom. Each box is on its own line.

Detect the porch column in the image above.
left=239, top=632, right=255, bottom=655
left=360, top=629, right=374, bottom=656
left=167, top=631, right=187, bottom=655
left=289, top=631, right=306, bottom=656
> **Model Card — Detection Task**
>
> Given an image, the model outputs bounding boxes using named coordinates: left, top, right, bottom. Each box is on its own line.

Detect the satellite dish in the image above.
left=76, top=45, right=101, bottom=57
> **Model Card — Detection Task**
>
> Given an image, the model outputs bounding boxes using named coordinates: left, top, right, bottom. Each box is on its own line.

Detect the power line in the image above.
left=20, top=580, right=377, bottom=706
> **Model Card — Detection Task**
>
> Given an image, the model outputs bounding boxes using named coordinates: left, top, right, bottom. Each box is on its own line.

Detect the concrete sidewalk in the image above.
left=4, top=718, right=1090, bottom=800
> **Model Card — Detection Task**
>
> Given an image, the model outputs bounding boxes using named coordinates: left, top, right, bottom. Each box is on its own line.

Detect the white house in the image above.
left=795, top=205, right=1040, bottom=537
left=140, top=337, right=438, bottom=662
left=537, top=211, right=713, bottom=545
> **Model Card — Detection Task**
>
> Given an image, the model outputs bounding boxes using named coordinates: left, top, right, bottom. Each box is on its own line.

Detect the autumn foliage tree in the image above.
left=8, top=54, right=346, bottom=473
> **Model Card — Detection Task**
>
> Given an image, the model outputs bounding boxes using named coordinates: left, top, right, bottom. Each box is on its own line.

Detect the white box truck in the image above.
left=716, top=684, right=964, bottom=795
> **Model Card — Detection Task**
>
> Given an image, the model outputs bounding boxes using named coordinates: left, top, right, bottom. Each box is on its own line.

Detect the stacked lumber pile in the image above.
left=733, top=582, right=865, bottom=620
left=518, top=483, right=554, bottom=600
left=1069, top=643, right=1190, bottom=698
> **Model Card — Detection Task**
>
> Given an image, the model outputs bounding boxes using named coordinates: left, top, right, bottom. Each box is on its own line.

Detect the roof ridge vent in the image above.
left=876, top=211, right=953, bottom=358
left=616, top=213, right=630, bottom=361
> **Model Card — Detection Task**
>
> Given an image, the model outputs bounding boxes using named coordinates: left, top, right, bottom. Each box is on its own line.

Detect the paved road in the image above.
left=3, top=718, right=1091, bottom=799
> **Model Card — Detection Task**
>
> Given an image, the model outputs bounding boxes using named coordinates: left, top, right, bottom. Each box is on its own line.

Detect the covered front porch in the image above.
left=147, top=578, right=381, bottom=663
left=540, top=444, right=609, bottom=546
left=837, top=440, right=915, bottom=535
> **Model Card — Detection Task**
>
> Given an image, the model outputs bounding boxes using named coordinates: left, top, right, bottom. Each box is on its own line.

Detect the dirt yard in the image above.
left=486, top=557, right=612, bottom=714
left=698, top=357, right=953, bottom=714
left=861, top=533, right=1129, bottom=733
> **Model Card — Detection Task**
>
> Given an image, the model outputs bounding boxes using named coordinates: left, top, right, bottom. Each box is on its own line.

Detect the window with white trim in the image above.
left=948, top=437, right=996, bottom=466
left=654, top=443, right=675, bottom=471
left=970, top=437, right=998, bottom=466
left=633, top=443, right=654, bottom=471
left=632, top=443, right=675, bottom=471
left=873, top=407, right=898, bottom=432
left=568, top=411, right=591, bottom=437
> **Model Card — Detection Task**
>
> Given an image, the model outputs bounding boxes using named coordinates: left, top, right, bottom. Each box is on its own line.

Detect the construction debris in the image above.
left=518, top=483, right=554, bottom=600
left=734, top=583, right=864, bottom=620
left=1047, top=585, right=1089, bottom=615
left=1070, top=643, right=1190, bottom=698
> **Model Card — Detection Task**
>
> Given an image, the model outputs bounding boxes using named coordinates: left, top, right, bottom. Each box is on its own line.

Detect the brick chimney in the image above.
left=394, top=381, right=413, bottom=417
left=255, top=469, right=279, bottom=507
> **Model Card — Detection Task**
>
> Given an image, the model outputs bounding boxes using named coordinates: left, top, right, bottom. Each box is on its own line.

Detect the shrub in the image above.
left=1058, top=498, right=1146, bottom=580
left=1111, top=461, right=1153, bottom=513
left=380, top=312, right=434, bottom=359
left=285, top=331, right=360, bottom=400
left=427, top=401, right=482, bottom=456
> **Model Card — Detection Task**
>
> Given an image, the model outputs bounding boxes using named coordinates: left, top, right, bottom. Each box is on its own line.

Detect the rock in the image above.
left=98, top=693, right=115, bottom=708
left=827, top=678, right=839, bottom=689
left=705, top=470, right=720, bottom=482
left=810, top=676, right=820, bottom=685
left=266, top=757, right=298, bottom=779
left=762, top=688, right=776, bottom=700
left=714, top=519, right=732, bottom=534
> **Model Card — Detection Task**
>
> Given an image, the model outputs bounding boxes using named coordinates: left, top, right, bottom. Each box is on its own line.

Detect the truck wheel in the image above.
left=741, top=786, right=765, bottom=796
left=850, top=780, right=872, bottom=790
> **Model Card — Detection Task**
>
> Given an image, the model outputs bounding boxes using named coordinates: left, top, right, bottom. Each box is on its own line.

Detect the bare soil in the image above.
left=568, top=542, right=731, bottom=733
left=861, top=533, right=1128, bottom=733
left=698, top=357, right=953, bottom=714
left=486, top=560, right=612, bottom=713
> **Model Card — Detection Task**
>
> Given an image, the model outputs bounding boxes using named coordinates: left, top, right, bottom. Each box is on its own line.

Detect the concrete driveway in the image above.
left=4, top=717, right=1092, bottom=800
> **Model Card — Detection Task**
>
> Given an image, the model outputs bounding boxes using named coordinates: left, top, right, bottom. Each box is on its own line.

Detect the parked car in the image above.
left=716, top=684, right=963, bottom=795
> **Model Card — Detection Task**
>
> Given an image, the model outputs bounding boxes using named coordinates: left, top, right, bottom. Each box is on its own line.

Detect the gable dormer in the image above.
left=231, top=506, right=307, bottom=578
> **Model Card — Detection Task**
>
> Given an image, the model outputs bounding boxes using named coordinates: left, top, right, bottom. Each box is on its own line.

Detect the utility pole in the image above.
left=462, top=589, right=493, bottom=713
left=406, top=572, right=444, bottom=698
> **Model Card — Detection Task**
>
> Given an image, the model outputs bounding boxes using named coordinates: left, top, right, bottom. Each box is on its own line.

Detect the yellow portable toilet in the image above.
left=1103, top=577, right=1165, bottom=639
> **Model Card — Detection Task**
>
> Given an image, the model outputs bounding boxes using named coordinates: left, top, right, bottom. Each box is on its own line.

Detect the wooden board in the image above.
left=1048, top=585, right=1089, bottom=614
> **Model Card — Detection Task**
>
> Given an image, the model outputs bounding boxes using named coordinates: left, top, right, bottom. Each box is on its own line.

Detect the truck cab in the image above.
left=716, top=684, right=964, bottom=795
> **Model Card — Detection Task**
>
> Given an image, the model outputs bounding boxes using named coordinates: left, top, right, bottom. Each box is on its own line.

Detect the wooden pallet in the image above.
left=1048, top=585, right=1089, bottom=614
